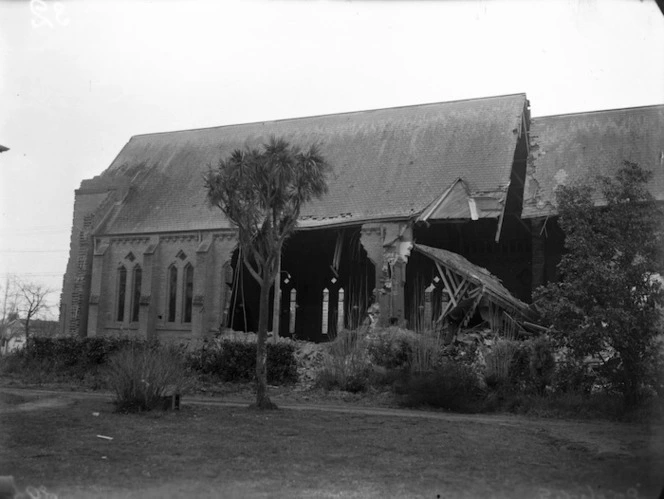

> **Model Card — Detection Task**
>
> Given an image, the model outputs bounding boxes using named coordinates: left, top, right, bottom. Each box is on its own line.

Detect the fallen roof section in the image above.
left=413, top=244, right=531, bottom=320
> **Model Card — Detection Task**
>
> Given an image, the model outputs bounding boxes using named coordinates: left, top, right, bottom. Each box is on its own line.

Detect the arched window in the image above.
left=116, top=266, right=127, bottom=322
left=183, top=263, right=194, bottom=323
left=167, top=265, right=178, bottom=322
left=131, top=266, right=142, bottom=323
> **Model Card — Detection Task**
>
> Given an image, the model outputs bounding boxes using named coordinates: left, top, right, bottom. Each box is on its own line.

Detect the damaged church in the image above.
left=59, top=94, right=664, bottom=342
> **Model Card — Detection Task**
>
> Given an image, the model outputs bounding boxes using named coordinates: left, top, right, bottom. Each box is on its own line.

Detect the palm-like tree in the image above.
left=205, top=137, right=330, bottom=409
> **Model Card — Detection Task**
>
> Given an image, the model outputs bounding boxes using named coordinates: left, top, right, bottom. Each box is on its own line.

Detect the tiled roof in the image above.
left=97, top=94, right=528, bottom=235
left=523, top=104, right=664, bottom=218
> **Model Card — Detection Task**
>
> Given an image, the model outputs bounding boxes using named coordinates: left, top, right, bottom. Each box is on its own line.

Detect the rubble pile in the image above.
left=293, top=341, right=328, bottom=389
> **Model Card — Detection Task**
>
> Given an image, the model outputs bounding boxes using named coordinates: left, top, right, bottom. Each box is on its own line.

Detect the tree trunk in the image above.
left=252, top=279, right=277, bottom=410
left=24, top=316, right=31, bottom=342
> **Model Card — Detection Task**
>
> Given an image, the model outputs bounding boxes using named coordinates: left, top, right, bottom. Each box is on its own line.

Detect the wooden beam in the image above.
left=461, top=291, right=483, bottom=327
left=445, top=266, right=460, bottom=290
left=436, top=262, right=458, bottom=307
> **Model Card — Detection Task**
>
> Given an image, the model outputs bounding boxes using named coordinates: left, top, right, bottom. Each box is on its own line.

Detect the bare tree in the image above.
left=15, top=279, right=52, bottom=339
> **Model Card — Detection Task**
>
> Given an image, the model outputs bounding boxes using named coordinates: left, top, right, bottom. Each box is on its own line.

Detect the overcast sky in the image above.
left=1, top=0, right=663, bottom=318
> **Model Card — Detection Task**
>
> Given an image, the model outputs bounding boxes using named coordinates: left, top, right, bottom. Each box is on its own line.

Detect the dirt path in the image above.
left=2, top=386, right=660, bottom=461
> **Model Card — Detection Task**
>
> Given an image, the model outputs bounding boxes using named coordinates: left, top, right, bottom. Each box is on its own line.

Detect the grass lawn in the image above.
left=1, top=391, right=662, bottom=498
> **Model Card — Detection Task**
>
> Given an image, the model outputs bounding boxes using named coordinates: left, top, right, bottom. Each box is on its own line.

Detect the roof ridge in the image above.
left=126, top=93, right=528, bottom=140
left=534, top=103, right=664, bottom=120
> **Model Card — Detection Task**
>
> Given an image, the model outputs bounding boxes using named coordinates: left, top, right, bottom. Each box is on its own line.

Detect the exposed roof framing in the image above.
left=413, top=244, right=531, bottom=322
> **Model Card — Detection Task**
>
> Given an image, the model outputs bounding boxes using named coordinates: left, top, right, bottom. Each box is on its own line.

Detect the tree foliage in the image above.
left=534, top=161, right=663, bottom=406
left=205, top=137, right=330, bottom=408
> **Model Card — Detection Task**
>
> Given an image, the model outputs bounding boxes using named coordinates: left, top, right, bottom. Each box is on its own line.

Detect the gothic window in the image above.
left=116, top=265, right=127, bottom=322
left=182, top=263, right=194, bottom=323
left=131, top=266, right=142, bottom=323
left=167, top=264, right=178, bottom=322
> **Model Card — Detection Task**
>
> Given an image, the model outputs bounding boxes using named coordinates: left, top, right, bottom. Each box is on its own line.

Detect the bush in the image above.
left=551, top=359, right=597, bottom=394
left=528, top=336, right=556, bottom=394
left=505, top=336, right=556, bottom=395
left=186, top=339, right=297, bottom=384
left=507, top=344, right=530, bottom=391
left=105, top=343, right=190, bottom=412
left=397, top=361, right=484, bottom=412
left=267, top=342, right=299, bottom=384
left=366, top=327, right=416, bottom=370
left=484, top=339, right=519, bottom=389
left=0, top=336, right=140, bottom=385
left=22, top=336, right=136, bottom=367
left=315, top=329, right=372, bottom=393
left=410, top=334, right=445, bottom=374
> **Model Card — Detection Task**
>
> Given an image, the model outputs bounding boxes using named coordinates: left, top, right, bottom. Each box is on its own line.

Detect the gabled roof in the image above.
left=96, top=94, right=529, bottom=235
left=523, top=104, right=664, bottom=218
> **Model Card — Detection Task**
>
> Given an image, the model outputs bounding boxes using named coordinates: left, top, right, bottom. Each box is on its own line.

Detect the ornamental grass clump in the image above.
left=105, top=343, right=189, bottom=413
left=315, top=329, right=372, bottom=393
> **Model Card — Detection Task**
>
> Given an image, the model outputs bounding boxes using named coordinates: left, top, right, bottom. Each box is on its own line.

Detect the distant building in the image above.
left=0, top=318, right=26, bottom=354
left=0, top=318, right=59, bottom=354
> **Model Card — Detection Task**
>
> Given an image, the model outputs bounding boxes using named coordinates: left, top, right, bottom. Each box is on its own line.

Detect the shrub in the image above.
left=105, top=343, right=190, bottom=412
left=315, top=329, right=372, bottom=393
left=397, top=361, right=483, bottom=412
left=507, top=343, right=530, bottom=391
left=267, top=342, right=298, bottom=384
left=504, top=337, right=556, bottom=395
left=1, top=336, right=141, bottom=385
left=484, top=339, right=519, bottom=388
left=528, top=336, right=556, bottom=394
left=533, top=162, right=663, bottom=408
left=366, top=327, right=445, bottom=375
left=217, top=341, right=257, bottom=382
left=186, top=339, right=297, bottom=384
left=551, top=359, right=596, bottom=394
left=22, top=336, right=136, bottom=368
left=185, top=338, right=225, bottom=375
left=366, top=327, right=416, bottom=370
left=410, top=334, right=444, bottom=374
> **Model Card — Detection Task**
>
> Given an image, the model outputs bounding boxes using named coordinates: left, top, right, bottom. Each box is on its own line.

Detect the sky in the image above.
left=1, top=0, right=663, bottom=320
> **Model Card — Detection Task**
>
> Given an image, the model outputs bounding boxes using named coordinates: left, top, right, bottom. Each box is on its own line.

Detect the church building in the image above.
left=59, top=94, right=664, bottom=342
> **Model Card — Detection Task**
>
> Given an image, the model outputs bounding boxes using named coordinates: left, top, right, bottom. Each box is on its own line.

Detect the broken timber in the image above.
left=414, top=244, right=533, bottom=334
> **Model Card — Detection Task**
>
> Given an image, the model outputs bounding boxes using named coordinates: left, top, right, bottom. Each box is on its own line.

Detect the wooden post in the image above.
left=424, top=283, right=434, bottom=331
left=337, top=287, right=345, bottom=334
left=221, top=263, right=233, bottom=330
left=289, top=288, right=296, bottom=335
left=322, top=288, right=329, bottom=336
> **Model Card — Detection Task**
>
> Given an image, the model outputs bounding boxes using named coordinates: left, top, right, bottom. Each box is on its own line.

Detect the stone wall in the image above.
left=60, top=176, right=128, bottom=337
left=87, top=231, right=237, bottom=341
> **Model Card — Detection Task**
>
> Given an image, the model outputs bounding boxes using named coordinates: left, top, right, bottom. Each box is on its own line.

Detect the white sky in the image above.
left=1, top=0, right=663, bottom=318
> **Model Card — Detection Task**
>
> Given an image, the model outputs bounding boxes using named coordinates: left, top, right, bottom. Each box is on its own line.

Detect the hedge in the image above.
left=12, top=336, right=298, bottom=385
